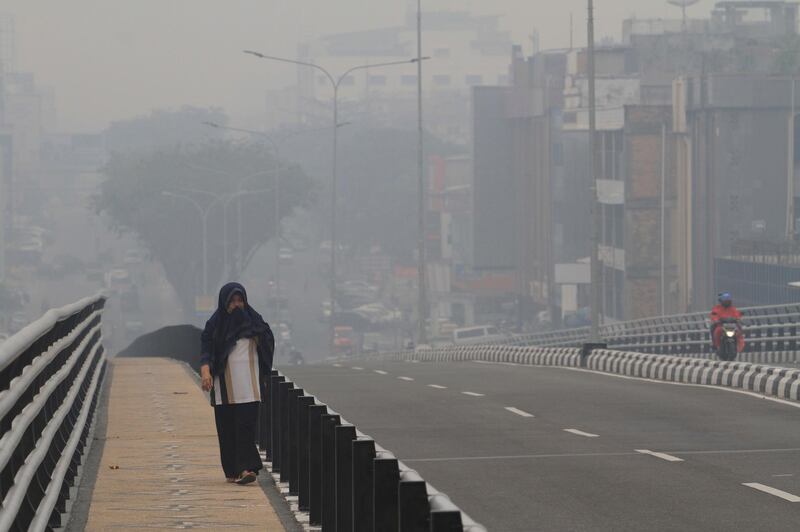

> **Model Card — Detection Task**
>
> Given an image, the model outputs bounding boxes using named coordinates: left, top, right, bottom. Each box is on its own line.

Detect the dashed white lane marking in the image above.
left=374, top=370, right=388, bottom=375
left=332, top=363, right=342, bottom=367
left=462, top=391, right=485, bottom=397
left=352, top=367, right=364, bottom=370
left=772, top=474, right=794, bottom=478
left=428, top=384, right=447, bottom=389
left=635, top=449, right=684, bottom=462
left=398, top=376, right=415, bottom=381
left=564, top=428, right=599, bottom=438
left=742, top=483, right=800, bottom=502
left=504, top=407, right=535, bottom=418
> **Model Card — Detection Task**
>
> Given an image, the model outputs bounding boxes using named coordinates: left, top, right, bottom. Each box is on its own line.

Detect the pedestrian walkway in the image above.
left=84, top=357, right=284, bottom=531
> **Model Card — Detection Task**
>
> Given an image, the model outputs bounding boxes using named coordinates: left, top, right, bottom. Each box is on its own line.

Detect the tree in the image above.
left=104, top=106, right=228, bottom=154
left=94, top=140, right=314, bottom=316
left=278, top=125, right=463, bottom=261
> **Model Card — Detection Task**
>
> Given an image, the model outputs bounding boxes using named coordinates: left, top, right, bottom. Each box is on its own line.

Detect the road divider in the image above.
left=334, top=343, right=800, bottom=403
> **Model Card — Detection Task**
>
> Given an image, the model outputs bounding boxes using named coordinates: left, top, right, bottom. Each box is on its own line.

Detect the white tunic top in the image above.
left=211, top=338, right=261, bottom=406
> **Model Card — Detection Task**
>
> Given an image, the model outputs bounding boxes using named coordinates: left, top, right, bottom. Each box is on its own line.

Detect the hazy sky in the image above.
left=3, top=0, right=711, bottom=132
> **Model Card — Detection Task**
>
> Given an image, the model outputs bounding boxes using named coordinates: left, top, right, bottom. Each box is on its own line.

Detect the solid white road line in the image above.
left=352, top=366, right=364, bottom=370
left=374, top=370, right=388, bottom=375
left=504, top=407, right=535, bottom=418
left=462, top=391, right=485, bottom=397
left=398, top=376, right=415, bottom=381
left=635, top=449, right=684, bottom=462
left=742, top=483, right=800, bottom=502
left=564, top=428, right=599, bottom=438
left=428, top=384, right=447, bottom=389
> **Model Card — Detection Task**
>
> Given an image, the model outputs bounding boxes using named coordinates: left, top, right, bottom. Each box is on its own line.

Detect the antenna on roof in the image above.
left=667, top=0, right=701, bottom=32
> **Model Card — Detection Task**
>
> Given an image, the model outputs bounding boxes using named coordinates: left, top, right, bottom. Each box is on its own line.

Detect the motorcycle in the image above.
left=715, top=317, right=742, bottom=361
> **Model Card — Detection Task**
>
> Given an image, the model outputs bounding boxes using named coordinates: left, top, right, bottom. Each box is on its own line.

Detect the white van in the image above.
left=452, top=325, right=506, bottom=345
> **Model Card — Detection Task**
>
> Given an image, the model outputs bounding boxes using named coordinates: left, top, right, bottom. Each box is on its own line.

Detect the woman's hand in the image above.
left=200, top=364, right=213, bottom=392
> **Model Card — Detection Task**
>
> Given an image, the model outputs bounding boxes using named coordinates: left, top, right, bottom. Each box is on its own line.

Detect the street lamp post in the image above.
left=244, top=50, right=426, bottom=355
left=416, top=0, right=428, bottom=345
left=588, top=0, right=603, bottom=342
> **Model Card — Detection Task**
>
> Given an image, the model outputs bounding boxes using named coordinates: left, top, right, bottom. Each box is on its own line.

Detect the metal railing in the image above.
left=509, top=303, right=800, bottom=361
left=259, top=370, right=486, bottom=532
left=0, top=294, right=107, bottom=531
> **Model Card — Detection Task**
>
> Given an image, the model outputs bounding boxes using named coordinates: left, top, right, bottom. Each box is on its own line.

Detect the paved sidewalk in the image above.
left=84, top=357, right=284, bottom=531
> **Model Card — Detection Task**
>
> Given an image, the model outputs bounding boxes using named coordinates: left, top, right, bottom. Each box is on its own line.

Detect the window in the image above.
left=465, top=75, right=483, bottom=86
left=401, top=75, right=418, bottom=86
left=498, top=74, right=509, bottom=85
left=318, top=75, right=328, bottom=85
left=340, top=75, right=354, bottom=86
left=433, top=74, right=451, bottom=87
left=368, top=75, right=387, bottom=86
left=434, top=48, right=451, bottom=57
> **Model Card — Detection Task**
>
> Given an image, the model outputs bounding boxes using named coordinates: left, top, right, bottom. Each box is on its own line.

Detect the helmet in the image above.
left=718, top=292, right=732, bottom=307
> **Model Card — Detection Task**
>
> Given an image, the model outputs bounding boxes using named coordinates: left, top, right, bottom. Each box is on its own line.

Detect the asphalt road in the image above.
left=280, top=360, right=800, bottom=531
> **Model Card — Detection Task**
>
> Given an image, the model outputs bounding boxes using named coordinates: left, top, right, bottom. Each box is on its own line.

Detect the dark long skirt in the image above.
left=213, top=401, right=263, bottom=478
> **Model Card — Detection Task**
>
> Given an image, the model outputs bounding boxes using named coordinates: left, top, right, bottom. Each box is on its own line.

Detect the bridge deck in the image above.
left=82, top=357, right=284, bottom=531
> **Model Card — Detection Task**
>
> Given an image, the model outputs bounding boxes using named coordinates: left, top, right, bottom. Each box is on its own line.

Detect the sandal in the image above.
left=235, top=471, right=257, bottom=485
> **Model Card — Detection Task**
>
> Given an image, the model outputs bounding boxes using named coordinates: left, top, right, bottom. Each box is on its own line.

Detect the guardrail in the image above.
left=260, top=370, right=486, bottom=532
left=345, top=343, right=800, bottom=403
left=0, top=293, right=107, bottom=531
left=509, top=303, right=800, bottom=363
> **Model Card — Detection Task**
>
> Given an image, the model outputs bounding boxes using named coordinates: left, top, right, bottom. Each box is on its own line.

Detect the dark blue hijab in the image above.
left=211, top=282, right=270, bottom=370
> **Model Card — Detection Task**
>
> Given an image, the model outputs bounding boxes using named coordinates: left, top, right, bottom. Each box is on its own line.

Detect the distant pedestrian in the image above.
left=200, top=282, right=274, bottom=485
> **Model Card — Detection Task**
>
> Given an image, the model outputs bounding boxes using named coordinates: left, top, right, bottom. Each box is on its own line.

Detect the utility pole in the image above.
left=588, top=0, right=602, bottom=341
left=417, top=0, right=428, bottom=345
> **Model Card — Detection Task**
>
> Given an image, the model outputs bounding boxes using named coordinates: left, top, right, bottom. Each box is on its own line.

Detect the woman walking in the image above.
left=200, top=282, right=274, bottom=485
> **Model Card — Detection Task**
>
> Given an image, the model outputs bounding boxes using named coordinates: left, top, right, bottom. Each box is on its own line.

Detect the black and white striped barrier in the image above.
left=337, top=343, right=800, bottom=403
left=261, top=370, right=486, bottom=532
left=0, top=293, right=107, bottom=531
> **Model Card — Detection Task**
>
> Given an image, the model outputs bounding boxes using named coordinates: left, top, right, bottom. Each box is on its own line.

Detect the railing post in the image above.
left=286, top=387, right=304, bottom=495
left=307, top=404, right=328, bottom=523
left=321, top=413, right=341, bottom=530
left=278, top=381, right=294, bottom=481
left=260, top=369, right=279, bottom=456
left=335, top=424, right=358, bottom=531
left=297, top=396, right=315, bottom=510
left=373, top=456, right=400, bottom=532
left=398, top=474, right=429, bottom=532
left=352, top=439, right=376, bottom=532
left=269, top=374, right=285, bottom=470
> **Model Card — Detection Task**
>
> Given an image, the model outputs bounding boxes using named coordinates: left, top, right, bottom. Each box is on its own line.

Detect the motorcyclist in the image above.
left=710, top=292, right=744, bottom=353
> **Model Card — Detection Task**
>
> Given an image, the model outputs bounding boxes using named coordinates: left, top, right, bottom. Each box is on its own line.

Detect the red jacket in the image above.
left=710, top=304, right=742, bottom=324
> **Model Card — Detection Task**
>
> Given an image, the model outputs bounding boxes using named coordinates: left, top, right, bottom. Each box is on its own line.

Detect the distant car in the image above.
left=279, top=248, right=294, bottom=264
left=105, top=268, right=131, bottom=292
left=123, top=248, right=144, bottom=265
left=277, top=323, right=292, bottom=343
left=333, top=326, right=356, bottom=356
left=452, top=325, right=506, bottom=346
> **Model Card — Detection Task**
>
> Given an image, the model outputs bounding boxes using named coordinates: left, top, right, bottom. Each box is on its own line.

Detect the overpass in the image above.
left=2, top=295, right=800, bottom=531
